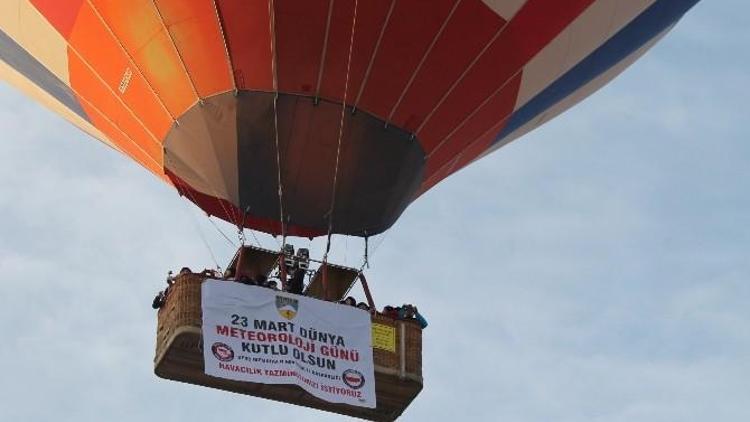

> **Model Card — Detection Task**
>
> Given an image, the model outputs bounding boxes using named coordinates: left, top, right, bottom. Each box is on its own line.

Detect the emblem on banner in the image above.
left=211, top=342, right=235, bottom=362
left=276, top=296, right=299, bottom=320
left=342, top=369, right=366, bottom=390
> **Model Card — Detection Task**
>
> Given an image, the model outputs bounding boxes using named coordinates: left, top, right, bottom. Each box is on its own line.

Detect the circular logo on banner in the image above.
left=211, top=342, right=235, bottom=362
left=342, top=369, right=365, bottom=390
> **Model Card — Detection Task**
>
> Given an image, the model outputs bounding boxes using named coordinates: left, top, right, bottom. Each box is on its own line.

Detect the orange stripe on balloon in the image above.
left=68, top=50, right=163, bottom=165
left=83, top=104, right=166, bottom=178
left=68, top=2, right=172, bottom=141
left=89, top=0, right=197, bottom=118
left=153, top=0, right=234, bottom=97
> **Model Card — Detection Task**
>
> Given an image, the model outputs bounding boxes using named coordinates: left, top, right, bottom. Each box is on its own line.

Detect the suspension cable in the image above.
left=268, top=0, right=286, bottom=250
left=175, top=187, right=222, bottom=270
left=248, top=226, right=263, bottom=248
left=363, top=233, right=369, bottom=269
left=208, top=217, right=237, bottom=248
left=175, top=175, right=237, bottom=249
left=237, top=207, right=249, bottom=245
left=324, top=0, right=359, bottom=262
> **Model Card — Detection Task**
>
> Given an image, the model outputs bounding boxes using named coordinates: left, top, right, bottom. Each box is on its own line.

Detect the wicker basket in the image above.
left=155, top=274, right=423, bottom=421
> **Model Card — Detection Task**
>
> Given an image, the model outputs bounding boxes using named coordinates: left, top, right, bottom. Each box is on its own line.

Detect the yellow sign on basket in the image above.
left=371, top=323, right=396, bottom=352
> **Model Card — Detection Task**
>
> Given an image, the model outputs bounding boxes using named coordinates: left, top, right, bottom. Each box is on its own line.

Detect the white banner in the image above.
left=201, top=280, right=376, bottom=408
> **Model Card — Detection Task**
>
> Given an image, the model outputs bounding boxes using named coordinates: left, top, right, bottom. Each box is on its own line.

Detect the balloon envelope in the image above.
left=0, top=0, right=700, bottom=237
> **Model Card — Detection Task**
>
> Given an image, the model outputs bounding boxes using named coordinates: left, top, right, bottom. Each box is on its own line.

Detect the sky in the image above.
left=0, top=2, right=748, bottom=421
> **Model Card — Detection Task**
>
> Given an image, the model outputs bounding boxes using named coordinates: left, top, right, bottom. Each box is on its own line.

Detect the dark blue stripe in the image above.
left=496, top=0, right=701, bottom=143
left=0, top=28, right=89, bottom=122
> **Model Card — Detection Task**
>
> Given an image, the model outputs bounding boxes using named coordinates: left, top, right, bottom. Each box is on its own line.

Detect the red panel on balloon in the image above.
left=274, top=0, right=329, bottom=95
left=417, top=0, right=596, bottom=149
left=316, top=0, right=391, bottom=104
left=389, top=0, right=504, bottom=133
left=215, top=0, right=274, bottom=91
left=355, top=0, right=455, bottom=120
left=424, top=72, right=521, bottom=175
left=30, top=0, right=84, bottom=38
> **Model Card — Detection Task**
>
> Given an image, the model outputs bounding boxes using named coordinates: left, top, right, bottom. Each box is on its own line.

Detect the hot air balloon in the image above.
left=0, top=0, right=701, bottom=420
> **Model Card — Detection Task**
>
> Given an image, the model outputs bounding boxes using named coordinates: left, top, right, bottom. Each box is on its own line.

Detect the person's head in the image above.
left=344, top=296, right=356, bottom=306
left=383, top=305, right=394, bottom=313
left=269, top=280, right=278, bottom=290
left=179, top=267, right=192, bottom=275
left=357, top=302, right=369, bottom=311
left=403, top=305, right=416, bottom=318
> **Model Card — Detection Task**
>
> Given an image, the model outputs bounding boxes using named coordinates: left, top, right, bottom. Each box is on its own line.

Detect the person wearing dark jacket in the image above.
left=356, top=302, right=370, bottom=311
left=382, top=305, right=399, bottom=319
left=287, top=269, right=305, bottom=295
left=152, top=291, right=166, bottom=309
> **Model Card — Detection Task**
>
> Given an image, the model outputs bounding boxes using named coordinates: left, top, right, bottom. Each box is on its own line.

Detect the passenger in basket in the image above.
left=152, top=290, right=166, bottom=309
left=399, top=304, right=428, bottom=329
left=268, top=280, right=279, bottom=290
left=179, top=267, right=192, bottom=276
left=340, top=296, right=356, bottom=307
left=382, top=305, right=399, bottom=319
left=287, top=268, right=305, bottom=295
left=356, top=302, right=370, bottom=311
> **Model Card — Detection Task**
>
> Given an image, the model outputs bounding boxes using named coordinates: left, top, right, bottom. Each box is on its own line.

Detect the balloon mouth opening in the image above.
left=162, top=91, right=426, bottom=238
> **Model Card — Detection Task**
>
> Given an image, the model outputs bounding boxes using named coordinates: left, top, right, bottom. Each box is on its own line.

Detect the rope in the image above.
left=363, top=233, right=369, bottom=269
left=268, top=0, right=286, bottom=250
left=372, top=231, right=390, bottom=255
left=325, top=0, right=359, bottom=260
left=175, top=187, right=221, bottom=270
left=208, top=217, right=238, bottom=248
left=195, top=218, right=221, bottom=271
left=237, top=207, right=248, bottom=245
left=173, top=172, right=237, bottom=251
left=248, top=227, right=263, bottom=248
left=165, top=150, right=241, bottom=234
left=218, top=189, right=241, bottom=231
left=344, top=234, right=349, bottom=266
